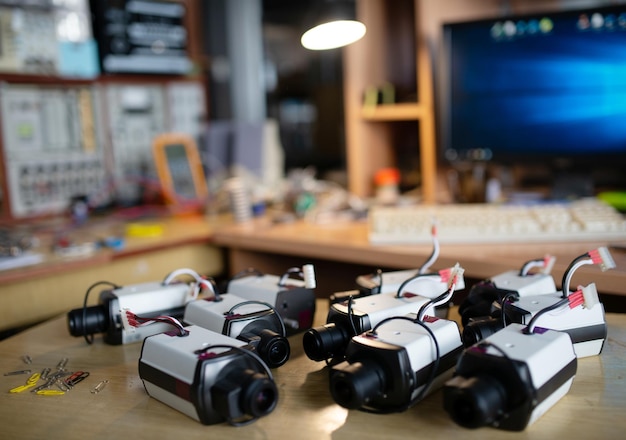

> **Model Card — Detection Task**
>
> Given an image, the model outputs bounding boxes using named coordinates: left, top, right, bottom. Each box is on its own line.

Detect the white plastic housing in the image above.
left=184, top=294, right=270, bottom=335
left=355, top=315, right=463, bottom=397
left=360, top=268, right=466, bottom=297
left=490, top=270, right=556, bottom=297
left=139, top=325, right=248, bottom=422
left=480, top=323, right=577, bottom=427
left=514, top=292, right=606, bottom=357
left=114, top=282, right=193, bottom=344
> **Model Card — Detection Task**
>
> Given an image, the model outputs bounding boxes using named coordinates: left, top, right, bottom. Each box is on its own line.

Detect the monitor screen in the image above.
left=441, top=6, right=626, bottom=173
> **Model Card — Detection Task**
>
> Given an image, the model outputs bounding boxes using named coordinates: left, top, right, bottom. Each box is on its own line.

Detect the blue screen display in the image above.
left=443, top=7, right=626, bottom=163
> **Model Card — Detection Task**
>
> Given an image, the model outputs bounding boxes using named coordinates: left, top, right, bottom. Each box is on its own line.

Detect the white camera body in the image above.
left=139, top=325, right=278, bottom=425
left=226, top=273, right=316, bottom=334
left=184, top=293, right=291, bottom=368
left=513, top=289, right=606, bottom=358
left=444, top=323, right=577, bottom=431
left=490, top=270, right=556, bottom=296
left=329, top=314, right=463, bottom=411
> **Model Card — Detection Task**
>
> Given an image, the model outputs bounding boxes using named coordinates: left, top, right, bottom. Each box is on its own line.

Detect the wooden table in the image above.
left=1, top=299, right=625, bottom=440
left=213, top=217, right=626, bottom=300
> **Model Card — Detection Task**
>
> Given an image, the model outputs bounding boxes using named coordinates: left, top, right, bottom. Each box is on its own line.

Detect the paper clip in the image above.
left=9, top=373, right=40, bottom=393
left=4, top=370, right=31, bottom=376
left=40, top=367, right=51, bottom=380
left=90, top=380, right=109, bottom=394
left=56, top=358, right=68, bottom=371
left=22, top=355, right=32, bottom=365
left=64, top=371, right=89, bottom=388
left=36, top=389, right=65, bottom=396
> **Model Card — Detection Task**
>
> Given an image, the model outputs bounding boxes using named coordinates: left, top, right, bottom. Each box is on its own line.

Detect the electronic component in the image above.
left=458, top=255, right=557, bottom=327
left=368, top=199, right=626, bottom=244
left=443, top=323, right=577, bottom=431
left=302, top=291, right=433, bottom=364
left=90, top=0, right=192, bottom=74
left=67, top=281, right=194, bottom=345
left=329, top=314, right=463, bottom=413
left=225, top=265, right=317, bottom=335
left=0, top=83, right=106, bottom=218
left=139, top=325, right=278, bottom=425
left=184, top=294, right=290, bottom=368
left=152, top=132, right=208, bottom=207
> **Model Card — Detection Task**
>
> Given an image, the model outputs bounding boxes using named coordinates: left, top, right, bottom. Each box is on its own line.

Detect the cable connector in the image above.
left=568, top=283, right=600, bottom=310
left=439, top=263, right=464, bottom=289
left=120, top=308, right=137, bottom=333
left=303, top=264, right=317, bottom=289
left=588, top=247, right=616, bottom=272
left=542, top=255, right=556, bottom=274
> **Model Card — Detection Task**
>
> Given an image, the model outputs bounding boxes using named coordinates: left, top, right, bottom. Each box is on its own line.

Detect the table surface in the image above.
left=1, top=299, right=625, bottom=440
left=212, top=217, right=626, bottom=296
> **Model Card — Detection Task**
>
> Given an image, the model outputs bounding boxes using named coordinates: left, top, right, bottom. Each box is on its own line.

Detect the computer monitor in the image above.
left=440, top=5, right=626, bottom=192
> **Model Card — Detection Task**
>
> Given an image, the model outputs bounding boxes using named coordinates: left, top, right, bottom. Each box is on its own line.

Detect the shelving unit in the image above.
left=343, top=0, right=437, bottom=202
left=0, top=0, right=207, bottom=222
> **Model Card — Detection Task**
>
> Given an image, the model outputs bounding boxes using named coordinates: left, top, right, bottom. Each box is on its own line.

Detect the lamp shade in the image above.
left=300, top=1, right=366, bottom=50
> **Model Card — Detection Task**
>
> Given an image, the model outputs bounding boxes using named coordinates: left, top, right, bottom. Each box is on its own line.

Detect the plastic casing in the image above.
left=227, top=274, right=316, bottom=334
left=102, top=281, right=192, bottom=344
left=447, top=323, right=577, bottom=430
left=513, top=292, right=607, bottom=357
left=138, top=325, right=275, bottom=425
left=490, top=270, right=556, bottom=297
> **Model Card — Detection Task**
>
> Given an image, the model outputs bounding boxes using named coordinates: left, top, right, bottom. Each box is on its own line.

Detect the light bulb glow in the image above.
left=301, top=20, right=366, bottom=50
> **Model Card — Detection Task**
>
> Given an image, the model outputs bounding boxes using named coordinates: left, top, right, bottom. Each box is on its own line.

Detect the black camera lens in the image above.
left=329, top=361, right=384, bottom=409
left=241, top=372, right=278, bottom=417
left=443, top=375, right=507, bottom=429
left=462, top=317, right=504, bottom=347
left=302, top=323, right=350, bottom=361
left=256, top=330, right=290, bottom=368
left=67, top=305, right=108, bottom=337
left=212, top=369, right=278, bottom=421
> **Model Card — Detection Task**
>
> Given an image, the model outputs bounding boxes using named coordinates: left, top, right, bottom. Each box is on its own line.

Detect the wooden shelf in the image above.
left=360, top=102, right=428, bottom=121
left=344, top=0, right=437, bottom=202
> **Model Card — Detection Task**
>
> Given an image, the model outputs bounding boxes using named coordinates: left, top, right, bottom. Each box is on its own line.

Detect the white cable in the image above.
left=163, top=268, right=219, bottom=300
left=562, top=258, right=593, bottom=296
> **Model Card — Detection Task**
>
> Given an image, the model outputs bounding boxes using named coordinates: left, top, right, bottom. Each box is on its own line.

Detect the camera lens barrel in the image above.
left=67, top=305, right=108, bottom=337
left=212, top=368, right=278, bottom=422
left=256, top=330, right=290, bottom=368
left=329, top=361, right=384, bottom=409
left=462, top=317, right=504, bottom=347
left=443, top=375, right=507, bottom=429
left=302, top=322, right=350, bottom=361
left=240, top=372, right=279, bottom=418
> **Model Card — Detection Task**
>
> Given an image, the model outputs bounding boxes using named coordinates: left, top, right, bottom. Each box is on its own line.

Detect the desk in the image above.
left=212, top=217, right=626, bottom=300
left=0, top=215, right=227, bottom=332
left=0, top=299, right=625, bottom=440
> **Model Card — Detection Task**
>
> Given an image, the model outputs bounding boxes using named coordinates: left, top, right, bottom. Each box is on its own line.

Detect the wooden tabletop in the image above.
left=1, top=299, right=625, bottom=440
left=212, top=217, right=626, bottom=297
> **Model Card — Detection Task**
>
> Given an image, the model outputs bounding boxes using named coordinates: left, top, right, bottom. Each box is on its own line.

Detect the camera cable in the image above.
left=81, top=280, right=122, bottom=345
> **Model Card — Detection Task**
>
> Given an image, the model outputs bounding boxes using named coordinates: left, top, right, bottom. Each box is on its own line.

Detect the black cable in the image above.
left=82, top=280, right=121, bottom=345
left=523, top=297, right=569, bottom=334
left=227, top=300, right=287, bottom=337
left=395, top=273, right=439, bottom=298
left=560, top=252, right=590, bottom=298
left=347, top=295, right=358, bottom=336
left=518, top=258, right=544, bottom=277
left=417, top=289, right=450, bottom=320
left=500, top=292, right=518, bottom=327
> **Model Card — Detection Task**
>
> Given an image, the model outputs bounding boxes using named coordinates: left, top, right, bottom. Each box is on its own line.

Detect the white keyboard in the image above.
left=368, top=198, right=626, bottom=244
